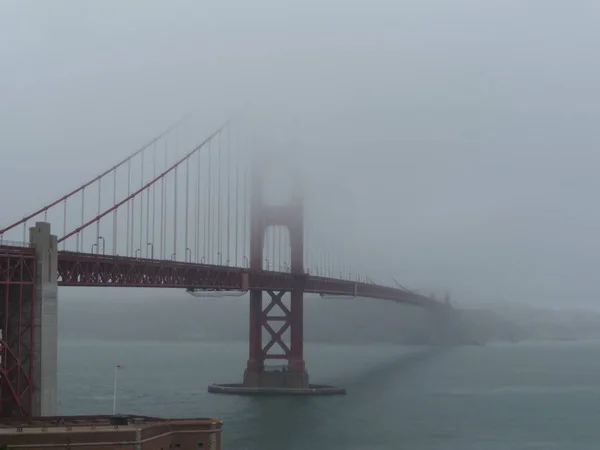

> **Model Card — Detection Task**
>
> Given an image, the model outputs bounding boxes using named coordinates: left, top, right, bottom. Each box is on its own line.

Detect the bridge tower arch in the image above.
left=243, top=153, right=308, bottom=388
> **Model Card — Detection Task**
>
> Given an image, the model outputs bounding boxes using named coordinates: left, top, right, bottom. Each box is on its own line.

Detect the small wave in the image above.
left=79, top=395, right=115, bottom=401
left=437, top=384, right=600, bottom=396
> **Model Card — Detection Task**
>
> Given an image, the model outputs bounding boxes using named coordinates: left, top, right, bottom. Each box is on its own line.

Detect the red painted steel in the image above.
left=245, top=156, right=307, bottom=375
left=58, top=119, right=231, bottom=244
left=56, top=251, right=437, bottom=305
left=260, top=291, right=292, bottom=360
left=0, top=115, right=189, bottom=237
left=57, top=251, right=244, bottom=289
left=0, top=246, right=36, bottom=417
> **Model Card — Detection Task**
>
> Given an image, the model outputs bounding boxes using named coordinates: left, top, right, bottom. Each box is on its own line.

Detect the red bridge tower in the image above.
left=243, top=157, right=308, bottom=388
left=208, top=157, right=344, bottom=395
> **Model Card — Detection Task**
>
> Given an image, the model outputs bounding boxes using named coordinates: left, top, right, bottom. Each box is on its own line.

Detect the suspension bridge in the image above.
left=0, top=113, right=451, bottom=417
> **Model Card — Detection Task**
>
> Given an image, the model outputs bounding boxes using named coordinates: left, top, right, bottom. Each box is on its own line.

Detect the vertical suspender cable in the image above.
left=80, top=188, right=85, bottom=253
left=207, top=140, right=212, bottom=263
left=112, top=169, right=117, bottom=255
left=173, top=166, right=178, bottom=259
left=226, top=124, right=231, bottom=265
left=140, top=150, right=144, bottom=256
left=152, top=142, right=157, bottom=256
left=303, top=218, right=307, bottom=273
left=62, top=200, right=67, bottom=251
left=264, top=228, right=269, bottom=270
left=195, top=150, right=201, bottom=262
left=217, top=132, right=222, bottom=264
left=160, top=175, right=165, bottom=260
left=130, top=196, right=135, bottom=257
left=184, top=158, right=190, bottom=261
left=317, top=246, right=321, bottom=276
left=313, top=237, right=317, bottom=275
left=304, top=223, right=308, bottom=273
left=321, top=241, right=327, bottom=276
left=96, top=179, right=101, bottom=252
left=333, top=251, right=336, bottom=278
left=330, top=250, right=333, bottom=277
left=126, top=159, right=131, bottom=256
left=319, top=247, right=323, bottom=276
left=145, top=151, right=150, bottom=257
left=235, top=124, right=239, bottom=267
left=243, top=159, right=248, bottom=265
left=162, top=139, right=168, bottom=259
left=278, top=226, right=282, bottom=271
left=271, top=227, right=275, bottom=270
left=160, top=142, right=165, bottom=260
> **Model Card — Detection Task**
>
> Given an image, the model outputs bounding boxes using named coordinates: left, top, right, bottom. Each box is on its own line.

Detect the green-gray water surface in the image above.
left=59, top=339, right=600, bottom=449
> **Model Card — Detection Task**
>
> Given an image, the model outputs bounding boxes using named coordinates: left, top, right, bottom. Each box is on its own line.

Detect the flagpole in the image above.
left=112, top=365, right=118, bottom=415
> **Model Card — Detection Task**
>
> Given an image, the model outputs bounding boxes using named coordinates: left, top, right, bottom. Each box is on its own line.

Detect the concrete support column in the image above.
left=29, top=222, right=58, bottom=416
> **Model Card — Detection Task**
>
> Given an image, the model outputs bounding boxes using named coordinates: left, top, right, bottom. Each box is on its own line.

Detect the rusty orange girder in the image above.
left=57, top=251, right=437, bottom=307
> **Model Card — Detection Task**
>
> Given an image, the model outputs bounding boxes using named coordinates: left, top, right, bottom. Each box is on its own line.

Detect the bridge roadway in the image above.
left=56, top=250, right=439, bottom=307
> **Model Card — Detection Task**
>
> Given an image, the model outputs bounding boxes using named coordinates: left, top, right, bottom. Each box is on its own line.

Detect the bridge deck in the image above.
left=54, top=250, right=436, bottom=307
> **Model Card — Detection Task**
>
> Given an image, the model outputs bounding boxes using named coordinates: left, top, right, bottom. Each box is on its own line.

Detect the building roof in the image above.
left=0, top=415, right=221, bottom=435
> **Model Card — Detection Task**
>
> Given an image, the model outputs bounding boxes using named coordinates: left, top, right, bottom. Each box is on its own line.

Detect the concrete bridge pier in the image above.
left=29, top=222, right=58, bottom=416
left=0, top=222, right=57, bottom=417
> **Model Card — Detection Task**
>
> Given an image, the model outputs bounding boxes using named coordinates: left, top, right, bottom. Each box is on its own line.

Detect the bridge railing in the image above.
left=0, top=239, right=31, bottom=248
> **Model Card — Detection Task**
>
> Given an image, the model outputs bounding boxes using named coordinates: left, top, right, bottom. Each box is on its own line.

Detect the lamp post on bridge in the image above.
left=147, top=242, right=154, bottom=259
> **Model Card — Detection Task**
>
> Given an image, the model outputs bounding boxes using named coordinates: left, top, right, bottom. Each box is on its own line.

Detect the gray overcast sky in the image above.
left=2, top=0, right=600, bottom=308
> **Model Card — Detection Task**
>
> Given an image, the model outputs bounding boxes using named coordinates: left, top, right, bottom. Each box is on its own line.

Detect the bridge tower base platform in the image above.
left=208, top=289, right=345, bottom=396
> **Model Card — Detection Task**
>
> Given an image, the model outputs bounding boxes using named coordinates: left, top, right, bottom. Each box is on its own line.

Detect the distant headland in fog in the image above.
left=58, top=290, right=600, bottom=344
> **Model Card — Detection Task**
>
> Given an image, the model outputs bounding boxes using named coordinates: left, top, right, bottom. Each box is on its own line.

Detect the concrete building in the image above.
left=0, top=415, right=223, bottom=450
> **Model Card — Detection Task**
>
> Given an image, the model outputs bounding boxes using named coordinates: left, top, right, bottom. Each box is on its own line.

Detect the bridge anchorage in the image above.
left=208, top=155, right=345, bottom=395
